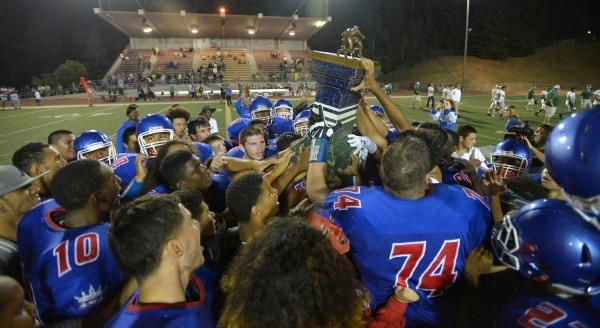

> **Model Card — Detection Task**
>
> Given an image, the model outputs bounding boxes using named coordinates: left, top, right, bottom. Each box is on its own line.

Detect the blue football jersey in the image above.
left=17, top=200, right=129, bottom=324
left=267, top=116, right=293, bottom=139
left=111, top=153, right=142, bottom=189
left=498, top=293, right=598, bottom=328
left=115, top=120, right=139, bottom=154
left=105, top=271, right=217, bottom=328
left=192, top=142, right=214, bottom=164
left=440, top=159, right=476, bottom=190
left=226, top=118, right=250, bottom=142
left=225, top=146, right=244, bottom=158
left=323, top=184, right=491, bottom=326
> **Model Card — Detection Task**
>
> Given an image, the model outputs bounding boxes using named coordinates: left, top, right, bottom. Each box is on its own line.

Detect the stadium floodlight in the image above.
left=220, top=7, right=226, bottom=18
left=143, top=27, right=153, bottom=33
left=191, top=28, right=198, bottom=34
left=249, top=29, right=255, bottom=35
left=289, top=31, right=295, bottom=36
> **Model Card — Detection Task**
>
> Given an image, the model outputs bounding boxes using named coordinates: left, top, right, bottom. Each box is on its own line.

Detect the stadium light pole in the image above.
left=461, top=0, right=470, bottom=89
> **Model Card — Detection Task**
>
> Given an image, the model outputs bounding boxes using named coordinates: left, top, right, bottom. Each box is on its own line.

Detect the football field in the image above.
left=0, top=93, right=553, bottom=165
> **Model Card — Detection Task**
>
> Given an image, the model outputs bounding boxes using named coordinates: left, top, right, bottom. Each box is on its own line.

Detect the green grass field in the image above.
left=0, top=94, right=558, bottom=165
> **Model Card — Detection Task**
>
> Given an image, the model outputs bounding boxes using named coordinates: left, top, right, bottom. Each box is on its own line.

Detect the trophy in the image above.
left=291, top=26, right=381, bottom=178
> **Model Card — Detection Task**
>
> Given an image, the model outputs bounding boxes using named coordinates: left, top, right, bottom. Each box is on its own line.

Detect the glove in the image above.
left=347, top=134, right=377, bottom=154
left=309, top=123, right=341, bottom=163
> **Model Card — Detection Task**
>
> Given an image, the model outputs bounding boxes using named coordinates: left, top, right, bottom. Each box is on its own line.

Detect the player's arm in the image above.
left=355, top=99, right=385, bottom=158
left=270, top=146, right=309, bottom=196
left=351, top=58, right=411, bottom=132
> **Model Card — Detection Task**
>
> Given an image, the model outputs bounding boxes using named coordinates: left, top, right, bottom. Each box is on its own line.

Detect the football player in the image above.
left=489, top=199, right=600, bottom=326
left=105, top=195, right=217, bottom=327
left=545, top=109, right=600, bottom=225
left=489, top=139, right=531, bottom=179
left=309, top=131, right=493, bottom=326
left=17, top=160, right=128, bottom=326
left=73, top=130, right=117, bottom=165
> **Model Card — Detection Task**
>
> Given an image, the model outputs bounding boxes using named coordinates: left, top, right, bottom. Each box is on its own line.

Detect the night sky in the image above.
left=1, top=0, right=598, bottom=87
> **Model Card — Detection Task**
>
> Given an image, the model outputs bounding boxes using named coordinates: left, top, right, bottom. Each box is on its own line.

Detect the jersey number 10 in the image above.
left=53, top=233, right=100, bottom=277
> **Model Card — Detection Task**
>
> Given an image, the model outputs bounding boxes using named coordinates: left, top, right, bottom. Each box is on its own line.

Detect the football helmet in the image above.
left=370, top=105, right=385, bottom=117
left=74, top=130, right=117, bottom=165
left=272, top=99, right=293, bottom=120
left=293, top=109, right=311, bottom=136
left=136, top=114, right=175, bottom=158
left=250, top=96, right=273, bottom=125
left=490, top=139, right=531, bottom=178
left=492, top=199, right=600, bottom=295
left=546, top=110, right=600, bottom=215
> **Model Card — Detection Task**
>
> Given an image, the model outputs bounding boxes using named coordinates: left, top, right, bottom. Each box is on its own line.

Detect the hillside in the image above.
left=383, top=44, right=600, bottom=91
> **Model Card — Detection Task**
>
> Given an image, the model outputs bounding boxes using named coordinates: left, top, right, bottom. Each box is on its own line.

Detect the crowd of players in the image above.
left=1, top=56, right=600, bottom=327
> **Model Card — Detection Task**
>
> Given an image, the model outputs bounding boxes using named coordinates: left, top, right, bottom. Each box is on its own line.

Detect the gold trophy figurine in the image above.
left=337, top=25, right=365, bottom=58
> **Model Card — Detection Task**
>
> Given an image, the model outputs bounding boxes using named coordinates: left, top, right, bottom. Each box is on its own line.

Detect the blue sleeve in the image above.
left=115, top=125, right=126, bottom=154
left=193, top=142, right=214, bottom=164
left=120, top=180, right=143, bottom=202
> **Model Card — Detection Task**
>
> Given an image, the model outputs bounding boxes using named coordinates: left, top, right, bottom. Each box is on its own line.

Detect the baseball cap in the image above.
left=0, top=165, right=47, bottom=197
left=554, top=85, right=561, bottom=89
left=594, top=90, right=600, bottom=97
left=200, top=105, right=216, bottom=114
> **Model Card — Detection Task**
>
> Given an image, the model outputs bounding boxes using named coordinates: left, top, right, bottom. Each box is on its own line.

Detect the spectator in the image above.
left=200, top=105, right=218, bottom=134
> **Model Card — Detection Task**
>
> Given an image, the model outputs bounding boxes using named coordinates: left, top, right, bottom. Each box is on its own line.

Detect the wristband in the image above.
left=309, top=138, right=329, bottom=163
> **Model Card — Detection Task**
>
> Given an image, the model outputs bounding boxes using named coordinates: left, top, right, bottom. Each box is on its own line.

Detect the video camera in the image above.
left=506, top=120, right=535, bottom=141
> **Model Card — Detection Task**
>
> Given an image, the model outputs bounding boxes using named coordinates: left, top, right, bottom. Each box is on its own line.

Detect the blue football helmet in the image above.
left=490, top=139, right=531, bottom=178
left=250, top=96, right=273, bottom=125
left=272, top=99, right=293, bottom=120
left=370, top=105, right=385, bottom=117
left=492, top=199, right=600, bottom=295
left=546, top=110, right=600, bottom=215
left=136, top=114, right=174, bottom=158
left=74, top=130, right=117, bottom=165
left=293, top=109, right=311, bottom=136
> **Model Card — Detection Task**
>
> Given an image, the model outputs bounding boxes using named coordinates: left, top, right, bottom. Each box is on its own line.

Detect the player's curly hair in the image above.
left=219, top=217, right=367, bottom=328
left=107, top=194, right=182, bottom=281
left=380, top=132, right=431, bottom=194
left=51, top=159, right=104, bottom=211
left=165, top=106, right=191, bottom=123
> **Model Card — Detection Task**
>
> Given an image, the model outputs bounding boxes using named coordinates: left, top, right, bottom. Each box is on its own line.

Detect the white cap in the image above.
left=554, top=85, right=561, bottom=90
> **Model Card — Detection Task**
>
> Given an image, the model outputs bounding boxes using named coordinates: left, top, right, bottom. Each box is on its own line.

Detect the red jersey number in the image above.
left=390, top=239, right=460, bottom=298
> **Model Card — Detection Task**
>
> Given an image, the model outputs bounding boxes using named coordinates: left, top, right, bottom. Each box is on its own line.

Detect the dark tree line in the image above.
left=0, top=0, right=597, bottom=87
